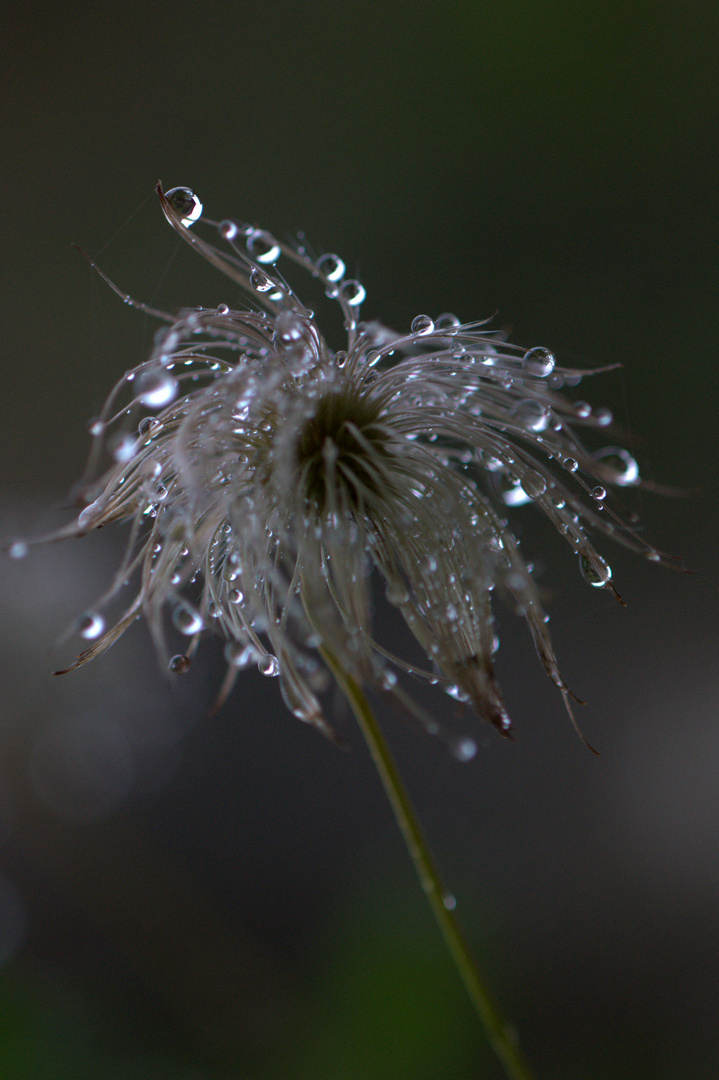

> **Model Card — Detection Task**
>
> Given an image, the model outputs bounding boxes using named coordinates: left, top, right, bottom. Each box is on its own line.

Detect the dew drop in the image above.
left=443, top=893, right=457, bottom=911
left=8, top=540, right=28, bottom=560
left=250, top=267, right=274, bottom=292
left=88, top=419, right=105, bottom=437
left=173, top=604, right=204, bottom=635
left=574, top=401, right=592, bottom=419
left=219, top=220, right=239, bottom=241
left=165, top=187, right=203, bottom=227
left=169, top=654, right=191, bottom=674
left=216, top=303, right=230, bottom=315
left=225, top=641, right=259, bottom=668
left=315, top=253, right=346, bottom=282
left=334, top=350, right=348, bottom=368
left=411, top=314, right=435, bottom=335
left=451, top=736, right=478, bottom=762
left=522, top=346, right=556, bottom=377
left=595, top=407, right=613, bottom=427
left=500, top=477, right=532, bottom=507
left=247, top=229, right=281, bottom=264
left=228, top=588, right=244, bottom=604
left=258, top=653, right=280, bottom=677
left=78, top=612, right=105, bottom=640
left=340, top=280, right=366, bottom=306
left=520, top=470, right=547, bottom=499
left=564, top=457, right=579, bottom=473
left=112, top=435, right=138, bottom=463
left=592, top=485, right=607, bottom=502
left=514, top=399, right=550, bottom=432
left=593, top=447, right=639, bottom=486
left=138, top=370, right=178, bottom=409
left=138, top=416, right=160, bottom=436
left=579, top=553, right=612, bottom=587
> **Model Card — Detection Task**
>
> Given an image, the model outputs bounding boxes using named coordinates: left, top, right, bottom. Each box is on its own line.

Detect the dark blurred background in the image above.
left=1, top=2, right=717, bottom=1077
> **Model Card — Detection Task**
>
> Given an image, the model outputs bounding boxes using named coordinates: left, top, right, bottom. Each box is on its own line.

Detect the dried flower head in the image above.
left=32, top=184, right=680, bottom=748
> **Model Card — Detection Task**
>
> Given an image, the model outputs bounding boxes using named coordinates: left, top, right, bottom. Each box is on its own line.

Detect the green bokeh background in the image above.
left=1, top=2, right=717, bottom=1077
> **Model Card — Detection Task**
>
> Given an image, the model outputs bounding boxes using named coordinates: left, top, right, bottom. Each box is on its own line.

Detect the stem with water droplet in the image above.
left=321, top=650, right=535, bottom=1080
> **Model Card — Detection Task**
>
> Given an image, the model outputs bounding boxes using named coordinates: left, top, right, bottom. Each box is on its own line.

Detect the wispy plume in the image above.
left=25, top=183, right=680, bottom=749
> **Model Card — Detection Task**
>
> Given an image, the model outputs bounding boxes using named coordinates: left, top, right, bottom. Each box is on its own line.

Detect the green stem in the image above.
left=322, top=650, right=535, bottom=1080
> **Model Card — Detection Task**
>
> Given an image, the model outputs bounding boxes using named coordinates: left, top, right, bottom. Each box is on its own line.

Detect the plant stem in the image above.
left=322, top=651, right=535, bottom=1080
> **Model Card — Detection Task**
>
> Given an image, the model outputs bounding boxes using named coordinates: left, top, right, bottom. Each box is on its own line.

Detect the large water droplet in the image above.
left=520, top=470, right=547, bottom=499
left=138, top=370, right=178, bottom=409
left=411, top=314, right=435, bottom=336
left=340, top=280, right=366, bottom=306
left=165, top=187, right=203, bottom=227
left=247, top=229, right=281, bottom=264
left=315, top=253, right=346, bottom=282
left=593, top=447, right=639, bottom=486
left=169, top=654, right=191, bottom=674
left=78, top=612, right=105, bottom=640
left=173, top=604, right=204, bottom=635
left=224, top=642, right=257, bottom=668
left=258, top=653, right=280, bottom=677
left=112, top=435, right=138, bottom=463
left=579, top=553, right=612, bottom=587
left=250, top=267, right=274, bottom=292
left=514, top=400, right=550, bottom=432
left=522, top=347, right=555, bottom=377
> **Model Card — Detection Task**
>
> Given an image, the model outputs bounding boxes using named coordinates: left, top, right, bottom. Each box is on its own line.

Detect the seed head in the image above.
left=38, top=184, right=681, bottom=746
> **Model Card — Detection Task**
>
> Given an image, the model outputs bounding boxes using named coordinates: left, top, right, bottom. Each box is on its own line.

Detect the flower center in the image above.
left=296, top=391, right=389, bottom=512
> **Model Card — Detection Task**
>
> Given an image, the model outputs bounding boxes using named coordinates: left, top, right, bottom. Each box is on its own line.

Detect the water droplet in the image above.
left=579, top=553, right=612, bottom=587
left=411, top=314, right=435, bottom=335
left=522, top=347, right=555, bottom=377
left=386, top=583, right=409, bottom=605
left=138, top=416, right=160, bottom=436
left=258, top=654, right=280, bottom=677
left=8, top=540, right=28, bottom=559
left=451, top=736, right=478, bottom=762
left=247, top=229, right=281, bottom=264
left=442, top=892, right=457, bottom=911
left=434, top=313, right=461, bottom=331
left=514, top=400, right=550, bottom=432
left=340, top=280, right=366, bottom=306
left=173, top=604, right=204, bottom=635
left=500, top=477, right=532, bottom=506
left=595, top=407, right=613, bottom=427
left=165, top=187, right=203, bottom=227
left=574, top=401, right=592, bottom=419
left=224, top=641, right=258, bottom=668
left=593, top=447, right=639, bottom=485
left=564, top=457, right=579, bottom=473
left=591, top=485, right=607, bottom=502
left=78, top=612, right=105, bottom=640
left=334, top=350, right=348, bottom=368
left=138, top=370, right=178, bottom=409
left=250, top=267, right=274, bottom=292
left=88, top=418, right=105, bottom=437
left=520, top=470, right=547, bottom=499
left=228, top=588, right=244, bottom=604
left=315, top=253, right=346, bottom=282
left=216, top=303, right=230, bottom=315
left=219, top=220, right=239, bottom=240
left=112, top=435, right=138, bottom=463
left=169, top=654, right=191, bottom=674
